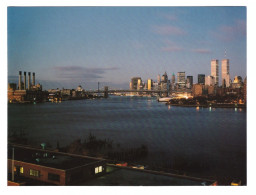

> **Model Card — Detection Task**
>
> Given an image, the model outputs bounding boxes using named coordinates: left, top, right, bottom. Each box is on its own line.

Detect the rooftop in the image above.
left=80, top=166, right=215, bottom=186
left=8, top=144, right=105, bottom=170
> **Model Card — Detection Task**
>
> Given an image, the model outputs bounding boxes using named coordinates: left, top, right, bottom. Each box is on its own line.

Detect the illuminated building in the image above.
left=221, top=59, right=230, bottom=87
left=198, top=74, right=205, bottom=84
left=211, top=59, right=219, bottom=86
left=177, top=72, right=186, bottom=88
left=147, top=79, right=153, bottom=90
left=231, top=76, right=243, bottom=88
left=205, top=75, right=215, bottom=86
left=130, top=77, right=142, bottom=90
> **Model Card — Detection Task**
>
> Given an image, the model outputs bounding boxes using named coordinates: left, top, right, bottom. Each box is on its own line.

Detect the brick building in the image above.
left=8, top=144, right=106, bottom=185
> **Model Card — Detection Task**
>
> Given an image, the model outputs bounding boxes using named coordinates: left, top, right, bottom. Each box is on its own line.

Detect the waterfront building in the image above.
left=198, top=74, right=205, bottom=84
left=211, top=60, right=219, bottom=86
left=130, top=77, right=142, bottom=90
left=205, top=75, right=215, bottom=86
left=231, top=76, right=243, bottom=88
left=76, top=85, right=84, bottom=92
left=192, top=84, right=204, bottom=97
left=147, top=79, right=153, bottom=90
left=8, top=71, right=44, bottom=103
left=221, top=59, right=230, bottom=88
left=177, top=72, right=186, bottom=89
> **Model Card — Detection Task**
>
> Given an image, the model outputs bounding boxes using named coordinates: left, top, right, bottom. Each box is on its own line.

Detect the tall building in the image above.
left=198, top=74, right=205, bottom=84
left=171, top=73, right=175, bottom=84
left=147, top=79, right=153, bottom=90
left=157, top=74, right=161, bottom=84
left=177, top=72, right=186, bottom=88
left=186, top=76, right=193, bottom=88
left=205, top=75, right=215, bottom=86
left=130, top=77, right=142, bottom=90
left=211, top=60, right=219, bottom=86
left=221, top=59, right=230, bottom=88
left=161, top=72, right=168, bottom=83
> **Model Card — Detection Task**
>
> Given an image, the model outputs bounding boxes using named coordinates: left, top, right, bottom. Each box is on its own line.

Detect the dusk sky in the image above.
left=8, top=6, right=246, bottom=90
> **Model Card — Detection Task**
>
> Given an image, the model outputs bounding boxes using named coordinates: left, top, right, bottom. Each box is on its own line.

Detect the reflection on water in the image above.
left=8, top=96, right=246, bottom=184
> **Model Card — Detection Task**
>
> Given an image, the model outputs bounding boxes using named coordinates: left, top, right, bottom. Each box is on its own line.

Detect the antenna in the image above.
left=224, top=49, right=227, bottom=59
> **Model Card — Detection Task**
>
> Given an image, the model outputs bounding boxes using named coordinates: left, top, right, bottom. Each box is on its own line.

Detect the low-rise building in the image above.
left=8, top=144, right=106, bottom=186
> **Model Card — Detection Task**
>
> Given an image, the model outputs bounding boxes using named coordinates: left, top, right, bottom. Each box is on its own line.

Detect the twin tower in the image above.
left=18, top=71, right=36, bottom=90
left=211, top=59, right=230, bottom=87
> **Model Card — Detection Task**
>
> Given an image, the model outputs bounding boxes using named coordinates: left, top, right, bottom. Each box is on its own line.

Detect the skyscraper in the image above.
left=177, top=72, right=186, bottom=88
left=171, top=73, right=175, bottom=84
left=205, top=75, right=215, bottom=86
left=186, top=76, right=193, bottom=88
left=147, top=79, right=153, bottom=90
left=211, top=60, right=219, bottom=86
left=130, top=77, right=142, bottom=90
left=157, top=74, right=161, bottom=84
left=221, top=59, right=230, bottom=87
left=161, top=72, right=168, bottom=83
left=198, top=74, right=205, bottom=84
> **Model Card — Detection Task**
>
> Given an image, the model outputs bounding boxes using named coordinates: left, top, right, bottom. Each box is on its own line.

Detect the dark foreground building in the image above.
left=8, top=144, right=217, bottom=186
left=8, top=144, right=106, bottom=185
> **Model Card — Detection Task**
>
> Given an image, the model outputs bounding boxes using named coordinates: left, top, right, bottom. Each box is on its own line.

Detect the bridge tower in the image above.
left=104, top=86, right=109, bottom=98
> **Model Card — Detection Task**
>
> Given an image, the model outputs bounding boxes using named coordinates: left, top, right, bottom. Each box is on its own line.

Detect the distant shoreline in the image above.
left=166, top=103, right=246, bottom=108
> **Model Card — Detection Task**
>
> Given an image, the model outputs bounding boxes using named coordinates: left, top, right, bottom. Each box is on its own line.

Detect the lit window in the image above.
left=99, top=166, right=102, bottom=173
left=30, top=169, right=39, bottom=177
left=20, top=167, right=24, bottom=174
left=95, top=167, right=99, bottom=174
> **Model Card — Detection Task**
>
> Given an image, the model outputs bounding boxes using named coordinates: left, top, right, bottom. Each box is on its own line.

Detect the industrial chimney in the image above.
left=24, top=72, right=27, bottom=90
left=28, top=72, right=31, bottom=90
left=32, top=72, right=35, bottom=86
left=19, top=71, right=22, bottom=90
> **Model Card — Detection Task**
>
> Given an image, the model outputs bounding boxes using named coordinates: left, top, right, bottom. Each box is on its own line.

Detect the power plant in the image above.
left=8, top=71, right=45, bottom=103
left=18, top=71, right=36, bottom=90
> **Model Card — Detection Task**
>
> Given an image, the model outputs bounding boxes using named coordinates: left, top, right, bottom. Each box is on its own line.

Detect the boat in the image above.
left=158, top=97, right=172, bottom=102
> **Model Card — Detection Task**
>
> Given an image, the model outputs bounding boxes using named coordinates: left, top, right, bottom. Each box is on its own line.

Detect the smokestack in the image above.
left=19, top=71, right=22, bottom=90
left=28, top=72, right=31, bottom=90
left=24, top=72, right=27, bottom=90
left=32, top=72, right=35, bottom=86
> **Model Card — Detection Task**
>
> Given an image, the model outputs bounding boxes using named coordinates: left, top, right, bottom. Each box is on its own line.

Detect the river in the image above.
left=8, top=96, right=246, bottom=185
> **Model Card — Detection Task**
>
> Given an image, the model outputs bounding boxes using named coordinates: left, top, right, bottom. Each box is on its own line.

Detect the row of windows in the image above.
left=30, top=169, right=40, bottom=177
left=95, top=166, right=103, bottom=174
left=15, top=166, right=60, bottom=182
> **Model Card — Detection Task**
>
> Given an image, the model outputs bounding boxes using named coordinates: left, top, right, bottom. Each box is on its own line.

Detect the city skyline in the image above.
left=8, top=7, right=246, bottom=90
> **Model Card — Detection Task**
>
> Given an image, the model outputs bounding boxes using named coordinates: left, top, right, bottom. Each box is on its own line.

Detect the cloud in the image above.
left=162, top=47, right=183, bottom=52
left=160, top=40, right=184, bottom=52
left=191, top=49, right=212, bottom=54
left=152, top=25, right=186, bottom=35
left=212, top=19, right=246, bottom=42
left=53, top=66, right=119, bottom=80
